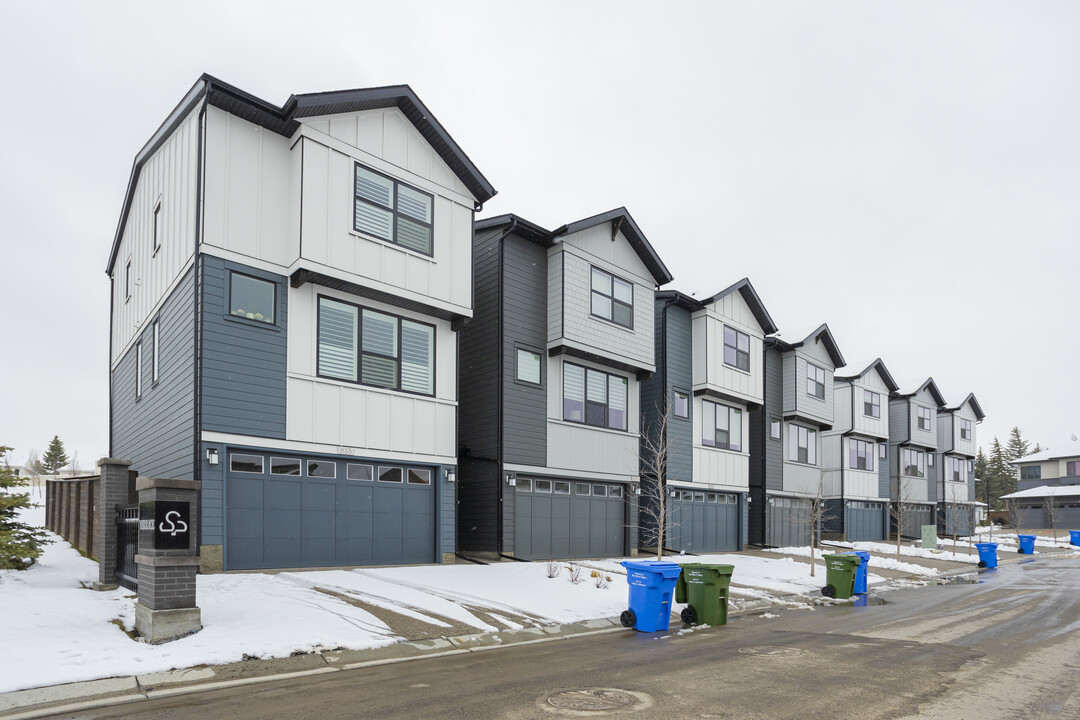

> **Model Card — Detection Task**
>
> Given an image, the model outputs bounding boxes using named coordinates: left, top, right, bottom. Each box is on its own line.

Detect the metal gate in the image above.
left=115, top=504, right=139, bottom=591
left=666, top=490, right=740, bottom=552
left=847, top=501, right=886, bottom=541
left=767, top=496, right=811, bottom=547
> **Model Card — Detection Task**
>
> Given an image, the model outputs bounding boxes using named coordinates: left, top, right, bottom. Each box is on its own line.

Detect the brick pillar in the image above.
left=45, top=482, right=53, bottom=532
left=78, top=479, right=93, bottom=556
left=134, top=477, right=202, bottom=643
left=94, top=458, right=132, bottom=591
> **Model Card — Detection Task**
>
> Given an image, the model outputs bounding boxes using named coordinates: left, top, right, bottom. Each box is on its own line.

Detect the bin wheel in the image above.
left=1018, top=549, right=1023, bottom=554
left=977, top=561, right=986, bottom=568
left=620, top=610, right=636, bottom=628
left=681, top=607, right=697, bottom=625
left=821, top=585, right=836, bottom=598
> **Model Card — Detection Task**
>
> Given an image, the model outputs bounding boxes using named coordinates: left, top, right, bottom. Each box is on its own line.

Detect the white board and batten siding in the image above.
left=693, top=447, right=750, bottom=492
left=908, top=387, right=938, bottom=449
left=834, top=372, right=891, bottom=439
left=783, top=350, right=834, bottom=426
left=782, top=460, right=826, bottom=497
left=844, top=469, right=882, bottom=500
left=940, top=404, right=978, bottom=457
left=111, top=108, right=200, bottom=366
left=285, top=284, right=457, bottom=464
left=545, top=356, right=641, bottom=483
left=691, top=293, right=765, bottom=406
left=547, top=228, right=656, bottom=372
left=298, top=112, right=475, bottom=316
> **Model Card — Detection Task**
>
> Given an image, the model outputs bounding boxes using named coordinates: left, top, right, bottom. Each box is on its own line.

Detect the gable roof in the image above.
left=893, top=377, right=947, bottom=407
left=108, top=74, right=496, bottom=274
left=941, top=392, right=986, bottom=420
left=1009, top=440, right=1080, bottom=465
left=653, top=278, right=777, bottom=333
left=769, top=323, right=845, bottom=368
left=476, top=207, right=674, bottom=286
left=833, top=357, right=900, bottom=392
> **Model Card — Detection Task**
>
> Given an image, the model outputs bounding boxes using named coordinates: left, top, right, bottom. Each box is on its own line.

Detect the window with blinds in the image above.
left=354, top=164, right=434, bottom=256
left=562, top=362, right=627, bottom=431
left=317, top=296, right=435, bottom=396
left=702, top=400, right=742, bottom=451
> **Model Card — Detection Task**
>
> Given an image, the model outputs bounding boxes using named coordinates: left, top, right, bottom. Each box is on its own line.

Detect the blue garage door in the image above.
left=225, top=451, right=435, bottom=570
left=847, top=501, right=886, bottom=541
left=514, top=479, right=625, bottom=560
left=667, top=490, right=740, bottom=552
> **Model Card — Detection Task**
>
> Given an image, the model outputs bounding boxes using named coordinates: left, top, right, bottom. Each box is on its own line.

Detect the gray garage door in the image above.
left=847, top=501, right=886, bottom=541
left=940, top=506, right=973, bottom=537
left=899, top=503, right=935, bottom=539
left=1017, top=503, right=1044, bottom=530
left=767, top=496, right=811, bottom=548
left=667, top=490, right=740, bottom=552
left=225, top=451, right=435, bottom=570
left=514, top=478, right=624, bottom=560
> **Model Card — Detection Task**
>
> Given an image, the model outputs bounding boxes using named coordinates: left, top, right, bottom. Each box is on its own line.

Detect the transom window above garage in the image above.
left=354, top=164, right=434, bottom=256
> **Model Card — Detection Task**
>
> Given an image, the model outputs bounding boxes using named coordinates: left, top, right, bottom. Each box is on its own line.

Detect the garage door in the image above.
left=847, top=501, right=886, bottom=541
left=941, top=506, right=973, bottom=537
left=767, top=496, right=810, bottom=548
left=225, top=451, right=435, bottom=570
left=513, top=478, right=624, bottom=560
left=899, top=503, right=935, bottom=539
left=1017, top=503, right=1044, bottom=530
left=667, top=490, right=740, bottom=552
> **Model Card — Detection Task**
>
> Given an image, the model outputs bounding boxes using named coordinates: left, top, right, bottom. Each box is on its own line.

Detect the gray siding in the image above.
left=665, top=304, right=693, bottom=483
left=438, top=464, right=456, bottom=557
left=749, top=345, right=784, bottom=544
left=502, top=235, right=548, bottom=467
left=458, top=227, right=503, bottom=461
left=200, top=255, right=287, bottom=438
left=763, top=348, right=784, bottom=492
left=638, top=297, right=665, bottom=475
left=879, top=444, right=891, bottom=498
left=112, top=264, right=196, bottom=481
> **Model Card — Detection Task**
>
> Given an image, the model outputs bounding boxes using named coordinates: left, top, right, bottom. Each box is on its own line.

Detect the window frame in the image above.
left=270, top=457, right=301, bottom=476
left=901, top=447, right=926, bottom=478
left=228, top=270, right=277, bottom=326
left=561, top=361, right=628, bottom=432
left=515, top=346, right=543, bottom=386
left=151, top=318, right=160, bottom=385
left=353, top=162, right=435, bottom=257
left=948, top=456, right=964, bottom=482
left=152, top=200, right=162, bottom=256
left=917, top=406, right=932, bottom=431
left=769, top=418, right=782, bottom=441
left=788, top=423, right=818, bottom=465
left=135, top=341, right=143, bottom=399
left=806, top=362, right=826, bottom=400
left=347, top=463, right=374, bottom=481
left=849, top=438, right=875, bottom=471
left=722, top=325, right=751, bottom=372
left=864, top=389, right=880, bottom=418
left=589, top=266, right=634, bottom=329
left=307, top=459, right=337, bottom=479
left=125, top=261, right=132, bottom=302
left=316, top=295, right=437, bottom=397
left=701, top=399, right=743, bottom=452
left=230, top=454, right=264, bottom=474
left=672, top=389, right=690, bottom=420
left=1020, top=465, right=1041, bottom=481
left=959, top=418, right=972, bottom=441
left=1067, top=461, right=1080, bottom=477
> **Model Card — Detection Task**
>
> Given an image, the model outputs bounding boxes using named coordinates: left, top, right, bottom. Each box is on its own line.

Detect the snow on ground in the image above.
left=764, top=545, right=943, bottom=577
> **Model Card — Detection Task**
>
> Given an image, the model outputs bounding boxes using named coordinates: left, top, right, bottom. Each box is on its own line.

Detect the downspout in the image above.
left=107, top=276, right=114, bottom=457
left=658, top=297, right=677, bottom=551
left=494, top=218, right=517, bottom=555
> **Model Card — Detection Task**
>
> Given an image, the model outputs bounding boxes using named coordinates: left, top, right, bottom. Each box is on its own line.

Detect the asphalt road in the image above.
left=50, top=556, right=1080, bottom=720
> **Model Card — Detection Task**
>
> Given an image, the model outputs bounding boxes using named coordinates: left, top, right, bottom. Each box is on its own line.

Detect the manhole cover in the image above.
left=737, top=645, right=803, bottom=658
left=547, top=690, right=635, bottom=711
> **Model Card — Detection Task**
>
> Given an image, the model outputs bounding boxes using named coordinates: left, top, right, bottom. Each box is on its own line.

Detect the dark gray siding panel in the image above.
left=111, top=265, right=196, bottom=482
left=763, top=348, right=784, bottom=492
left=439, top=464, right=456, bottom=557
left=665, top=305, right=693, bottom=483
left=458, top=227, right=503, bottom=461
left=879, top=444, right=891, bottom=498
left=639, top=298, right=665, bottom=482
left=457, top=456, right=498, bottom=552
left=200, top=256, right=287, bottom=438
left=501, top=235, right=547, bottom=467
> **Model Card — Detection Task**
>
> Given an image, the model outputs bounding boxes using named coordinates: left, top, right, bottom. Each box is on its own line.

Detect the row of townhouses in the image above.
left=107, top=77, right=985, bottom=571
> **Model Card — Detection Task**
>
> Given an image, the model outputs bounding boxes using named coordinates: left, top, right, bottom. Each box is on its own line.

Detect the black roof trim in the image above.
left=553, top=207, right=674, bottom=286
left=655, top=289, right=701, bottom=312
left=943, top=392, right=986, bottom=420
left=474, top=213, right=553, bottom=247
left=892, top=377, right=947, bottom=407
left=108, top=74, right=496, bottom=274
left=702, top=278, right=779, bottom=335
left=834, top=357, right=900, bottom=393
left=768, top=323, right=845, bottom=368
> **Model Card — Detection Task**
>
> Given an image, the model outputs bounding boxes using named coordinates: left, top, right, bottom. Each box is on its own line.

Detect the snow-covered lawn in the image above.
left=764, top=545, right=947, bottom=576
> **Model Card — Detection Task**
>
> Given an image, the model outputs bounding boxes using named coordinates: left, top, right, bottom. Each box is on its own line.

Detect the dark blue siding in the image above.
left=200, top=255, right=287, bottom=438
left=111, top=265, right=195, bottom=481
left=458, top=227, right=502, bottom=462
left=665, top=304, right=693, bottom=483
left=502, top=235, right=547, bottom=467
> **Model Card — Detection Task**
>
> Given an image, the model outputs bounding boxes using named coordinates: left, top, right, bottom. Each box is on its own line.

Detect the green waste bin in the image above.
left=675, top=564, right=735, bottom=626
left=820, top=553, right=860, bottom=599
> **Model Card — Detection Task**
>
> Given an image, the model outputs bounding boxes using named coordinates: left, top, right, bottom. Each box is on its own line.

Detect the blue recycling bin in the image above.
left=841, top=551, right=871, bottom=594
left=975, top=542, right=998, bottom=568
left=620, top=560, right=683, bottom=632
left=1070, top=530, right=1080, bottom=547
left=1017, top=534, right=1036, bottom=554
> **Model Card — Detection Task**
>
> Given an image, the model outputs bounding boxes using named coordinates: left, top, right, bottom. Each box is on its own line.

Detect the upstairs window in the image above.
left=516, top=348, right=542, bottom=385
left=723, top=326, right=750, bottom=372
left=864, top=390, right=880, bottom=418
left=769, top=419, right=782, bottom=441
left=960, top=418, right=973, bottom=441
left=849, top=439, right=874, bottom=471
left=948, top=457, right=965, bottom=482
left=229, top=272, right=276, bottom=325
left=354, top=164, right=434, bottom=256
left=590, top=267, right=633, bottom=328
left=151, top=319, right=160, bottom=384
left=702, top=400, right=742, bottom=451
left=135, top=341, right=142, bottom=399
left=917, top=406, right=932, bottom=431
left=1068, top=461, right=1080, bottom=477
left=1020, top=465, right=1041, bottom=481
left=125, top=261, right=132, bottom=302
left=902, top=448, right=926, bottom=478
left=806, top=363, right=826, bottom=399
left=152, top=201, right=162, bottom=255
left=563, top=362, right=627, bottom=431
left=673, top=389, right=689, bottom=419
left=316, top=297, right=435, bottom=396
left=788, top=424, right=817, bottom=465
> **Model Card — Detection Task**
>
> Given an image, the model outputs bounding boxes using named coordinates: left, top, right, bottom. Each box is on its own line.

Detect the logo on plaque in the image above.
left=140, top=501, right=192, bottom=550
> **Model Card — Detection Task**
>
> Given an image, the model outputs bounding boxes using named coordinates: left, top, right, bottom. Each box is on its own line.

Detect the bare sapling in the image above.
left=638, top=403, right=677, bottom=561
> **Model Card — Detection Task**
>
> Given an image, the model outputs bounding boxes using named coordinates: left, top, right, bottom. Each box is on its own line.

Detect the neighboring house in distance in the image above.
left=1005, top=441, right=1080, bottom=530
left=821, top=358, right=900, bottom=542
left=888, top=378, right=946, bottom=537
left=748, top=324, right=846, bottom=547
left=106, top=75, right=496, bottom=572
left=935, top=393, right=985, bottom=536
left=457, top=209, right=673, bottom=560
left=641, top=279, right=777, bottom=553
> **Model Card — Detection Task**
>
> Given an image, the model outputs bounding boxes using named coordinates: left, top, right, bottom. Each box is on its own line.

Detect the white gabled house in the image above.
left=106, top=75, right=495, bottom=571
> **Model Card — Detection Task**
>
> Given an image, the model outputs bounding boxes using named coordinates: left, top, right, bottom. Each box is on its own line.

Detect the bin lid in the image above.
left=679, top=563, right=735, bottom=575
left=975, top=542, right=998, bottom=549
left=622, top=560, right=683, bottom=579
left=822, top=553, right=861, bottom=565
left=839, top=551, right=870, bottom=564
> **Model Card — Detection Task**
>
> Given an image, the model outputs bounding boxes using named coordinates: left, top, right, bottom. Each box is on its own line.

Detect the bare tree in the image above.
left=637, top=403, right=677, bottom=561
left=945, top=482, right=968, bottom=555
left=806, top=471, right=836, bottom=578
left=890, top=478, right=917, bottom=561
left=1046, top=493, right=1062, bottom=537
left=1005, top=498, right=1023, bottom=537
left=68, top=451, right=80, bottom=474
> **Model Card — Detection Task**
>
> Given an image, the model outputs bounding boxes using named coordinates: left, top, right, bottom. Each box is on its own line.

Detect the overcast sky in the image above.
left=1, top=1, right=1077, bottom=469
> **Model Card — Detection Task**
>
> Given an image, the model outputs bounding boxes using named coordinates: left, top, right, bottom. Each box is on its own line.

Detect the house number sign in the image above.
left=139, top=501, right=192, bottom=550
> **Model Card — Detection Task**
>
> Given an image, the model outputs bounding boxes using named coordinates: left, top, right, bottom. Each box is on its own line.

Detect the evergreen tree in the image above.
left=1031, top=443, right=1043, bottom=454
left=987, top=438, right=1015, bottom=509
left=974, top=448, right=989, bottom=504
left=1, top=446, right=51, bottom=569
left=41, top=436, right=69, bottom=475
left=1005, top=427, right=1030, bottom=461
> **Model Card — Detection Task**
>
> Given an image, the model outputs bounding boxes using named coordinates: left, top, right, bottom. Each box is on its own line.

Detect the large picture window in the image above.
left=849, top=439, right=874, bottom=471
left=902, top=448, right=926, bottom=478
left=317, top=297, right=435, bottom=396
left=590, top=267, right=633, bottom=328
left=230, top=272, right=276, bottom=325
left=864, top=390, right=880, bottom=418
left=353, top=164, right=434, bottom=256
left=723, top=326, right=750, bottom=372
left=806, top=363, right=826, bottom=399
left=702, top=400, right=742, bottom=451
left=1020, top=465, right=1041, bottom=481
left=788, top=424, right=817, bottom=465
left=562, top=362, right=628, bottom=431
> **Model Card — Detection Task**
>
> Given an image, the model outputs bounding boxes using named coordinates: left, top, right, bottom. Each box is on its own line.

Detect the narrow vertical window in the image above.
left=135, top=341, right=142, bottom=399
left=125, top=261, right=132, bottom=301
left=151, top=319, right=160, bottom=383
left=672, top=390, right=689, bottom=419
left=152, top=201, right=162, bottom=255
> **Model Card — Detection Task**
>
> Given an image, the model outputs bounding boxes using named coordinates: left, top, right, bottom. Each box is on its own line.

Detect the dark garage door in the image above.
left=225, top=452, right=435, bottom=570
left=847, top=501, right=886, bottom=541
left=667, top=490, right=740, bottom=552
left=767, top=496, right=810, bottom=548
left=900, top=503, right=935, bottom=539
left=514, top=478, right=625, bottom=560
